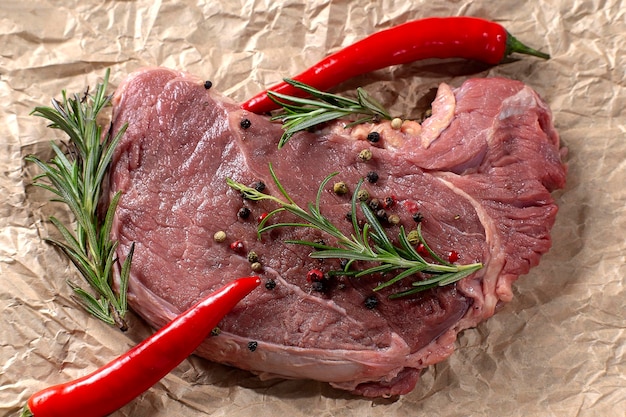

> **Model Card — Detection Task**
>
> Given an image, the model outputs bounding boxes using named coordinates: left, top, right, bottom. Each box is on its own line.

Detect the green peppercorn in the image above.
left=358, top=149, right=373, bottom=162
left=357, top=189, right=370, bottom=201
left=388, top=214, right=401, bottom=225
left=333, top=181, right=348, bottom=195
left=407, top=229, right=420, bottom=245
left=247, top=251, right=259, bottom=263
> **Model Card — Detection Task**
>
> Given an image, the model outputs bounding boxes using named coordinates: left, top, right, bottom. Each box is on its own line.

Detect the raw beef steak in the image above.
left=108, top=67, right=566, bottom=397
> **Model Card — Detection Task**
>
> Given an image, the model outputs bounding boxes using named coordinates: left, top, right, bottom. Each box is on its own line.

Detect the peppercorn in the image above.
left=247, top=251, right=259, bottom=263
left=448, top=250, right=459, bottom=263
left=369, top=198, right=381, bottom=211
left=251, top=181, right=266, bottom=192
left=258, top=212, right=268, bottom=223
left=240, top=118, right=252, bottom=129
left=376, top=209, right=388, bottom=222
left=238, top=207, right=251, bottom=219
left=366, top=171, right=379, bottom=183
left=213, top=230, right=227, bottom=243
left=333, top=181, right=348, bottom=195
left=251, top=262, right=263, bottom=272
left=364, top=295, right=379, bottom=309
left=307, top=268, right=324, bottom=282
left=383, top=195, right=396, bottom=209
left=247, top=341, right=258, bottom=352
left=388, top=214, right=401, bottom=225
left=412, top=212, right=424, bottom=223
left=339, top=259, right=350, bottom=270
left=210, top=327, right=221, bottom=336
left=366, top=131, right=380, bottom=143
left=203, top=80, right=213, bottom=89
left=358, top=149, right=373, bottom=162
left=265, top=279, right=276, bottom=290
left=311, top=281, right=325, bottom=292
left=345, top=211, right=352, bottom=222
left=407, top=229, right=420, bottom=245
left=357, top=189, right=370, bottom=201
left=416, top=243, right=429, bottom=256
left=230, top=240, right=245, bottom=254
left=391, top=117, right=403, bottom=129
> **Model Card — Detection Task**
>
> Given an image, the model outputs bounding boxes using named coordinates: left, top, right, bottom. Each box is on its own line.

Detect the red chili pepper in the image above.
left=23, top=276, right=261, bottom=417
left=241, top=17, right=550, bottom=114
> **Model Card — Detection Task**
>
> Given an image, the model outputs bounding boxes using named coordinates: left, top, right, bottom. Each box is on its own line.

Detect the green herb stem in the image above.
left=267, top=79, right=392, bottom=149
left=227, top=164, right=482, bottom=297
left=27, top=69, right=133, bottom=330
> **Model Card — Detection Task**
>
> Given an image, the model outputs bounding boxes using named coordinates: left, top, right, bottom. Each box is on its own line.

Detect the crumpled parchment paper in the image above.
left=1, top=1, right=625, bottom=416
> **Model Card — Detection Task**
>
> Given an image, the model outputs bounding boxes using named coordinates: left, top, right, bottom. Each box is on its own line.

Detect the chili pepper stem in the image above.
left=505, top=32, right=550, bottom=61
left=22, top=276, right=261, bottom=417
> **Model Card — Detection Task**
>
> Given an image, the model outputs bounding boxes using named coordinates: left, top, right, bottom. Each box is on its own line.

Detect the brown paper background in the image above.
left=1, top=1, right=625, bottom=416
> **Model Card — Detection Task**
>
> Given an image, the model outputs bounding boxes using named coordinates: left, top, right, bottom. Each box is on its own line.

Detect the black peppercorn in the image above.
left=366, top=171, right=379, bottom=183
left=412, top=212, right=424, bottom=223
left=311, top=281, right=325, bottom=292
left=247, top=341, right=258, bottom=352
left=364, top=295, right=379, bottom=309
left=203, top=80, right=213, bottom=89
left=240, top=118, right=252, bottom=129
left=369, top=198, right=381, bottom=211
left=251, top=181, right=265, bottom=192
left=238, top=207, right=251, bottom=219
left=339, top=259, right=349, bottom=270
left=367, top=131, right=380, bottom=143
left=265, top=279, right=276, bottom=290
left=376, top=209, right=388, bottom=222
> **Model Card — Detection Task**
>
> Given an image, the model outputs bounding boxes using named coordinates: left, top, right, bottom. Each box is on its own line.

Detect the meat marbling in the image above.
left=108, top=67, right=566, bottom=397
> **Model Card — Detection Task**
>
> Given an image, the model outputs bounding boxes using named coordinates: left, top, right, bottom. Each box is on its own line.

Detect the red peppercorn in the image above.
left=258, top=212, right=268, bottom=222
left=306, top=268, right=324, bottom=282
left=382, top=195, right=396, bottom=209
left=229, top=240, right=245, bottom=254
left=403, top=200, right=418, bottom=213
left=448, top=250, right=459, bottom=263
left=416, top=243, right=428, bottom=256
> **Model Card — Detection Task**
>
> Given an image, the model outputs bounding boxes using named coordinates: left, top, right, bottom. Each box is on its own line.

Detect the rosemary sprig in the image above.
left=226, top=165, right=482, bottom=297
left=268, top=79, right=392, bottom=149
left=26, top=69, right=134, bottom=330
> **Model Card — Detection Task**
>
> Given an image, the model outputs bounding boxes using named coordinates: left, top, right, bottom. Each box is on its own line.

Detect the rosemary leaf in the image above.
left=267, top=79, right=393, bottom=149
left=27, top=69, right=133, bottom=330
left=227, top=164, right=483, bottom=297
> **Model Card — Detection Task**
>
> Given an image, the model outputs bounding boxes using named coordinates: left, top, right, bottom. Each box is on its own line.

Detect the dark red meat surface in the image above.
left=109, top=67, right=566, bottom=397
